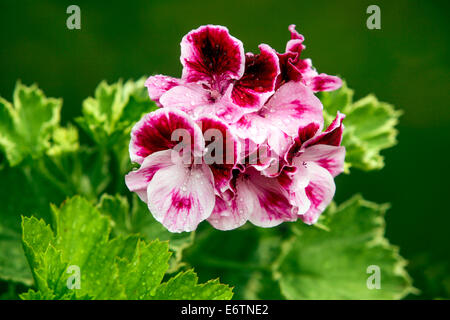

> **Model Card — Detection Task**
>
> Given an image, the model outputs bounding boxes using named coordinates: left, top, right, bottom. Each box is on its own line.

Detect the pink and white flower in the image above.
left=208, top=155, right=298, bottom=230
left=286, top=112, right=346, bottom=224
left=125, top=108, right=239, bottom=232
left=233, top=81, right=324, bottom=159
left=276, top=25, right=342, bottom=92
left=128, top=24, right=345, bottom=232
left=146, top=25, right=280, bottom=121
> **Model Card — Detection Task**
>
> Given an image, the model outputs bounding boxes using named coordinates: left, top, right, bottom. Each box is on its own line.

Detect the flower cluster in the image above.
left=125, top=25, right=345, bottom=233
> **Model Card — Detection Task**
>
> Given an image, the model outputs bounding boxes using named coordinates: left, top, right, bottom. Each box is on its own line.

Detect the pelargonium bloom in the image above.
left=208, top=151, right=299, bottom=230
left=232, top=81, right=324, bottom=159
left=125, top=108, right=239, bottom=232
left=127, top=24, right=345, bottom=233
left=286, top=112, right=346, bottom=224
left=208, top=112, right=345, bottom=230
left=146, top=25, right=280, bottom=121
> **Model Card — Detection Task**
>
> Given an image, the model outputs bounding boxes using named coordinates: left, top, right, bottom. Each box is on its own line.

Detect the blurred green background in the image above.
left=1, top=0, right=449, bottom=298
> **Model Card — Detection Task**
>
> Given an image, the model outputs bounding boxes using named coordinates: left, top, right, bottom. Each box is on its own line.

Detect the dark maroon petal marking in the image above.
left=230, top=85, right=261, bottom=108
left=305, top=112, right=345, bottom=148
left=298, top=122, right=321, bottom=143
left=286, top=122, right=321, bottom=163
left=236, top=45, right=280, bottom=93
left=181, top=25, right=245, bottom=84
left=275, top=26, right=305, bottom=89
left=199, top=117, right=238, bottom=192
left=231, top=44, right=280, bottom=109
left=130, top=109, right=203, bottom=164
left=258, top=189, right=291, bottom=219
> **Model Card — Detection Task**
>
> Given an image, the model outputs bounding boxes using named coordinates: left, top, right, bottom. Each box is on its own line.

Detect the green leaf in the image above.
left=46, top=125, right=80, bottom=157
left=319, top=81, right=402, bottom=171
left=20, top=196, right=232, bottom=300
left=274, top=195, right=413, bottom=299
left=97, top=194, right=195, bottom=272
left=0, top=82, right=62, bottom=166
left=76, top=77, right=158, bottom=148
left=0, top=147, right=109, bottom=286
left=153, top=270, right=233, bottom=300
left=32, top=147, right=111, bottom=200
left=320, top=81, right=354, bottom=119
left=130, top=195, right=195, bottom=271
left=75, top=78, right=158, bottom=189
left=116, top=240, right=171, bottom=299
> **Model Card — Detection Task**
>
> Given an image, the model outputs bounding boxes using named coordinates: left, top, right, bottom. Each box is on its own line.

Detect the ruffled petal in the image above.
left=288, top=24, right=305, bottom=41
left=230, top=44, right=280, bottom=111
left=233, top=114, right=268, bottom=146
left=234, top=117, right=289, bottom=161
left=198, top=116, right=240, bottom=193
left=145, top=75, right=181, bottom=106
left=285, top=25, right=305, bottom=56
left=304, top=111, right=345, bottom=148
left=276, top=25, right=342, bottom=93
left=146, top=162, right=215, bottom=232
left=129, top=108, right=204, bottom=164
left=180, top=25, right=245, bottom=84
left=285, top=122, right=321, bottom=163
left=125, top=150, right=174, bottom=202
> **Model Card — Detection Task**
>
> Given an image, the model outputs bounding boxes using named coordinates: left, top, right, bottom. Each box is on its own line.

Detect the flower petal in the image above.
left=129, top=108, right=204, bottom=164
left=233, top=114, right=268, bottom=146
left=288, top=24, right=305, bottom=41
left=230, top=44, right=280, bottom=111
left=310, top=74, right=342, bottom=92
left=198, top=116, right=240, bottom=193
left=180, top=25, right=245, bottom=84
left=160, top=83, right=244, bottom=123
left=125, top=150, right=174, bottom=202
left=234, top=114, right=290, bottom=158
left=207, top=192, right=251, bottom=231
left=145, top=75, right=181, bottom=106
left=244, top=167, right=297, bottom=227
left=147, top=162, right=215, bottom=232
left=261, top=81, right=324, bottom=136
left=299, top=145, right=346, bottom=177
left=276, top=25, right=342, bottom=93
left=304, top=111, right=345, bottom=148
left=285, top=122, right=321, bottom=163
left=159, top=83, right=211, bottom=114
left=295, top=161, right=336, bottom=225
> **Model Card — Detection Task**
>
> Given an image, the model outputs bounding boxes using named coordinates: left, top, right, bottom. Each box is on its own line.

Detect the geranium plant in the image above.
left=0, top=25, right=412, bottom=300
